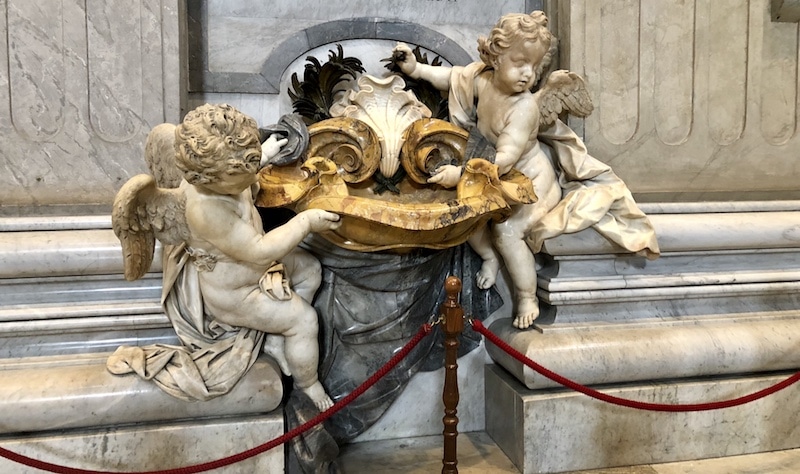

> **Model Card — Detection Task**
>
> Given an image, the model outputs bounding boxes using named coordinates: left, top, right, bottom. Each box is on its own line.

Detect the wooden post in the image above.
left=441, top=276, right=464, bottom=474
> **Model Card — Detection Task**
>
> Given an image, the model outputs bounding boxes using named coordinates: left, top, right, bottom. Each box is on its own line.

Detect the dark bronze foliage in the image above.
left=288, top=45, right=365, bottom=125
left=383, top=45, right=449, bottom=121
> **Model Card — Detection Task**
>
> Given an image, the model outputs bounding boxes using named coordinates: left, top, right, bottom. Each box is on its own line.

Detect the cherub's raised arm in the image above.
left=187, top=198, right=339, bottom=266
left=393, top=43, right=452, bottom=91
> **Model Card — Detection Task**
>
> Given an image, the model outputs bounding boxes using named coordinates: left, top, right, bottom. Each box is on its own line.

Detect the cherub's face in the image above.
left=492, top=38, right=547, bottom=94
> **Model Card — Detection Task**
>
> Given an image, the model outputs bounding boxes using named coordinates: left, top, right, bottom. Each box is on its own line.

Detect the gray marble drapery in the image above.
left=285, top=237, right=501, bottom=473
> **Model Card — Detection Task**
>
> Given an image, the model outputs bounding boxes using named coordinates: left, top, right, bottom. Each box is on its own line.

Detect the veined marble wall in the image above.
left=190, top=0, right=543, bottom=125
left=0, top=0, right=185, bottom=212
left=560, top=0, right=800, bottom=201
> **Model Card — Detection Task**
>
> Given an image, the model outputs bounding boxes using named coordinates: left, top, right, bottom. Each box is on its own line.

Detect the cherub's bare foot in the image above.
left=300, top=381, right=334, bottom=412
left=476, top=257, right=500, bottom=290
left=512, top=295, right=540, bottom=329
left=262, top=335, right=291, bottom=376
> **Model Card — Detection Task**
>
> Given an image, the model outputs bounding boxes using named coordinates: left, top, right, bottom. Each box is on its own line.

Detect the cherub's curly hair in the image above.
left=174, top=104, right=262, bottom=185
left=477, top=11, right=558, bottom=85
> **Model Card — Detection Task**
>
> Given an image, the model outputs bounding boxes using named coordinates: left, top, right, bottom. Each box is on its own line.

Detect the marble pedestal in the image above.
left=485, top=203, right=800, bottom=473
left=485, top=364, right=800, bottom=473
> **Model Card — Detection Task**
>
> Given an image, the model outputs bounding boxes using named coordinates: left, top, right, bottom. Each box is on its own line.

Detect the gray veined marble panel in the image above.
left=5, top=0, right=65, bottom=140
left=86, top=0, right=144, bottom=142
left=207, top=0, right=527, bottom=25
left=760, top=4, right=799, bottom=145
left=0, top=0, right=183, bottom=207
left=653, top=0, right=695, bottom=146
left=707, top=0, right=749, bottom=146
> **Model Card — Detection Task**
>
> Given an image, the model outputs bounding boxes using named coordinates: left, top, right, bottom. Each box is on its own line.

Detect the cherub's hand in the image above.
left=301, top=209, right=342, bottom=233
left=392, top=43, right=417, bottom=77
left=260, top=134, right=289, bottom=168
left=427, top=164, right=462, bottom=188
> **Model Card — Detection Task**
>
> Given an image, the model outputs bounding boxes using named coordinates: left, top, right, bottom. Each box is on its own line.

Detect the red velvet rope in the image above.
left=472, top=319, right=800, bottom=412
left=0, top=324, right=433, bottom=474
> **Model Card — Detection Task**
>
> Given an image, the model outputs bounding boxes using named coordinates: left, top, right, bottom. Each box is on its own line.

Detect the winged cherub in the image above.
left=392, top=11, right=593, bottom=329
left=112, top=104, right=340, bottom=410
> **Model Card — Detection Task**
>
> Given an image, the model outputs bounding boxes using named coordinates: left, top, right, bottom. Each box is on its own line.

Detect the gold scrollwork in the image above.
left=307, top=117, right=380, bottom=183
left=400, top=118, right=469, bottom=184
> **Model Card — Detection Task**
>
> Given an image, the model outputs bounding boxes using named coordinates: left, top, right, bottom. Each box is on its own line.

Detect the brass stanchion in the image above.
left=441, top=276, right=463, bottom=474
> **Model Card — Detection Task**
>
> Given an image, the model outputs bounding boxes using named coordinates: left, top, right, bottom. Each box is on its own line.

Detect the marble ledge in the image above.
left=542, top=280, right=800, bottom=306
left=542, top=210, right=800, bottom=255
left=0, top=215, right=111, bottom=232
left=0, top=228, right=161, bottom=279
left=0, top=354, right=283, bottom=435
left=535, top=292, right=800, bottom=325
left=0, top=314, right=169, bottom=338
left=0, top=414, right=284, bottom=474
left=637, top=200, right=800, bottom=214
left=0, top=301, right=163, bottom=322
left=541, top=269, right=800, bottom=293
left=486, top=314, right=800, bottom=390
left=539, top=248, right=800, bottom=288
left=0, top=273, right=161, bottom=307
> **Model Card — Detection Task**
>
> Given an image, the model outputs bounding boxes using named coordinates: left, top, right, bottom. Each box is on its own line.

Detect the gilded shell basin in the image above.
left=256, top=115, right=535, bottom=252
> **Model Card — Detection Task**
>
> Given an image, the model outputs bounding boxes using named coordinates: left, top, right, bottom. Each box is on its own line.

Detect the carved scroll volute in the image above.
left=306, top=117, right=380, bottom=183
left=401, top=118, right=469, bottom=184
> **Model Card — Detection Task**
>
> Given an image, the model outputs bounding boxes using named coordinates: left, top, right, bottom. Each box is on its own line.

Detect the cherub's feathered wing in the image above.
left=144, top=123, right=183, bottom=188
left=113, top=175, right=190, bottom=281
left=534, top=70, right=594, bottom=129
left=114, top=123, right=189, bottom=281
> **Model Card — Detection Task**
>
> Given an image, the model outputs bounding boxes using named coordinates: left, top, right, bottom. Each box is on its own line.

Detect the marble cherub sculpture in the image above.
left=111, top=104, right=340, bottom=410
left=392, top=11, right=659, bottom=329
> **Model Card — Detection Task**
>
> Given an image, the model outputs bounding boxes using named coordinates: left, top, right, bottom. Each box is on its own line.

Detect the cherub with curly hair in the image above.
left=176, top=104, right=341, bottom=410
left=392, top=11, right=658, bottom=330
left=393, top=11, right=562, bottom=328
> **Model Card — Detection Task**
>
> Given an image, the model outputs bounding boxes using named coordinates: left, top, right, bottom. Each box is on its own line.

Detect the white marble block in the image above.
left=485, top=364, right=800, bottom=473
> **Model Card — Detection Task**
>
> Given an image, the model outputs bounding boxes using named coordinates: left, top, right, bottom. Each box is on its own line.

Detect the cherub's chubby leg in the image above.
left=282, top=303, right=333, bottom=411
left=205, top=290, right=333, bottom=411
left=261, top=249, right=324, bottom=378
left=492, top=202, right=554, bottom=329
left=282, top=247, right=322, bottom=303
left=468, top=227, right=501, bottom=289
left=493, top=219, right=539, bottom=329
